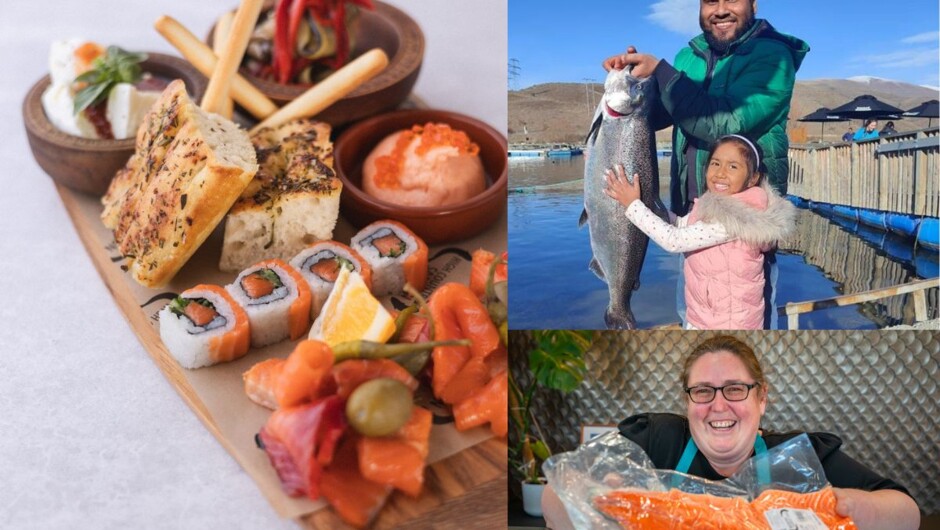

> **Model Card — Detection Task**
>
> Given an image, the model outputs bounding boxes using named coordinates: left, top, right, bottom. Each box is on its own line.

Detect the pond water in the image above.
left=508, top=156, right=938, bottom=330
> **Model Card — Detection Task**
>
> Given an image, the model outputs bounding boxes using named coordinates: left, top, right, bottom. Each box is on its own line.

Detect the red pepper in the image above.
left=273, top=0, right=295, bottom=84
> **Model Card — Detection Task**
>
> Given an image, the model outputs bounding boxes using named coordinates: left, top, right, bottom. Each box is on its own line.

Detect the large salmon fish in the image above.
left=580, top=66, right=668, bottom=329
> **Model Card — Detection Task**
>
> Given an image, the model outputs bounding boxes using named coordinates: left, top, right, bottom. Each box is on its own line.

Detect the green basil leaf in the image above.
left=73, top=81, right=112, bottom=114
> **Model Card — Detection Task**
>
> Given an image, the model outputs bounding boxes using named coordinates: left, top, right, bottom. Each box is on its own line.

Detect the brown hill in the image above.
left=508, top=78, right=939, bottom=145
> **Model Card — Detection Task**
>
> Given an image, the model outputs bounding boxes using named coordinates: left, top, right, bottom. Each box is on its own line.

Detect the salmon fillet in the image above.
left=594, top=487, right=857, bottom=529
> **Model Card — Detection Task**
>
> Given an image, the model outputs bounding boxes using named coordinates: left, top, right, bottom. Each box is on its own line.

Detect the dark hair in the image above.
left=706, top=135, right=764, bottom=182
left=885, top=121, right=895, bottom=128
left=864, top=118, right=878, bottom=127
left=681, top=335, right=768, bottom=395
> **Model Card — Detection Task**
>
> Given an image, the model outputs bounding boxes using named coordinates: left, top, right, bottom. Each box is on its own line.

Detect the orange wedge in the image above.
left=309, top=268, right=396, bottom=347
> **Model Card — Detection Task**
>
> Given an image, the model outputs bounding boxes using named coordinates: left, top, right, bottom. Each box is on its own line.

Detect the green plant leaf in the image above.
left=529, top=330, right=591, bottom=392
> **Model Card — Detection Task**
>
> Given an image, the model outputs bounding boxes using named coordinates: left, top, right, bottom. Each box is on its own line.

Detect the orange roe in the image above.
left=372, top=123, right=480, bottom=189
left=74, top=42, right=105, bottom=74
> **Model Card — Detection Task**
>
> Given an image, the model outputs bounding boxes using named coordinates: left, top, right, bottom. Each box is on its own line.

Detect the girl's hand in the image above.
left=604, top=164, right=642, bottom=208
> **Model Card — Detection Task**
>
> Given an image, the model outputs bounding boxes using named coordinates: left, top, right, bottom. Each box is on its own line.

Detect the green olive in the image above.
left=345, top=378, right=413, bottom=437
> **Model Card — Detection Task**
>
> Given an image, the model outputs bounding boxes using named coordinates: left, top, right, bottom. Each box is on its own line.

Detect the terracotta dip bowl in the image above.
left=23, top=53, right=207, bottom=196
left=209, top=0, right=424, bottom=127
left=334, top=109, right=507, bottom=245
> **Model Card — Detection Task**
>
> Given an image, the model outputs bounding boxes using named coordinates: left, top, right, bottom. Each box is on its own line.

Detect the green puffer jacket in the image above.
left=652, top=19, right=809, bottom=215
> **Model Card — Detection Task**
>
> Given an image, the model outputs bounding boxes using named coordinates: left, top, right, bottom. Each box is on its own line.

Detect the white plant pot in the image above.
left=521, top=480, right=546, bottom=517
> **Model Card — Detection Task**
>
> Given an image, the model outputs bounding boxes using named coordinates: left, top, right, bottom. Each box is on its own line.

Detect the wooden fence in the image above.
left=788, top=128, right=939, bottom=217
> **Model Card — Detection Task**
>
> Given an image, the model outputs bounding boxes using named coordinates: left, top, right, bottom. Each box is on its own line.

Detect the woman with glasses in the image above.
left=542, top=335, right=920, bottom=530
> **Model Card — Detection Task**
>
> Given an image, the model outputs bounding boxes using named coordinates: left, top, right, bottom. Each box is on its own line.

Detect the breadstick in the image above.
left=154, top=15, right=277, bottom=119
left=250, top=48, right=389, bottom=133
left=201, top=0, right=264, bottom=115
left=213, top=11, right=235, bottom=119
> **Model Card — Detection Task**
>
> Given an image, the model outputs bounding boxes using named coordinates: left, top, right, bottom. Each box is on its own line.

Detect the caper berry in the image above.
left=345, top=378, right=413, bottom=437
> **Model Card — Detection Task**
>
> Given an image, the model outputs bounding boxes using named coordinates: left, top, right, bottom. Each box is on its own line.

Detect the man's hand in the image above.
left=603, top=164, right=642, bottom=208
left=602, top=47, right=659, bottom=78
left=620, top=53, right=660, bottom=78
left=602, top=46, right=637, bottom=71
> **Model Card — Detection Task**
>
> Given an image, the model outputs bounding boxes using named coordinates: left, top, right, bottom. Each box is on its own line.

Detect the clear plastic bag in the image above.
left=543, top=431, right=855, bottom=529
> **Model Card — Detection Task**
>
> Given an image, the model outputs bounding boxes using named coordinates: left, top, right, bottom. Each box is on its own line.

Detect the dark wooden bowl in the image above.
left=334, top=109, right=507, bottom=245
left=209, top=0, right=423, bottom=126
left=22, top=53, right=207, bottom=196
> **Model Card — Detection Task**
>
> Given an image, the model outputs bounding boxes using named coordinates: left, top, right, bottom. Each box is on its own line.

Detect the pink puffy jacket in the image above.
left=684, top=183, right=796, bottom=330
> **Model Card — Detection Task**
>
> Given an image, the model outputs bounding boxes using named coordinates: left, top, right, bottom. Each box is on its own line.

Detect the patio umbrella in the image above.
left=830, top=94, right=905, bottom=119
left=830, top=94, right=905, bottom=137
left=902, top=99, right=939, bottom=128
left=798, top=107, right=849, bottom=140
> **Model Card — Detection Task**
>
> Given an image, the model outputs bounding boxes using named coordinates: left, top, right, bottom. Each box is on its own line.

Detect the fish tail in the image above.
left=605, top=306, right=636, bottom=330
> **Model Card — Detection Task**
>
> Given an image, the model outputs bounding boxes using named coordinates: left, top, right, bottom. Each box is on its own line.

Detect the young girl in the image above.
left=604, top=134, right=796, bottom=330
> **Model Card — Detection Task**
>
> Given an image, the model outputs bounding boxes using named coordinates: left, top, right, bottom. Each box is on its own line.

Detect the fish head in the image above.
left=602, top=66, right=656, bottom=118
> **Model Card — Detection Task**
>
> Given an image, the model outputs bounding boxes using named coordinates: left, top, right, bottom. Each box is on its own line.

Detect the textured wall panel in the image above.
left=509, top=330, right=940, bottom=514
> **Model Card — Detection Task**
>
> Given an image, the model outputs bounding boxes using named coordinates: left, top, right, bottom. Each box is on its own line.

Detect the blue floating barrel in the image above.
left=884, top=213, right=920, bottom=238
left=916, top=218, right=939, bottom=252
left=786, top=195, right=806, bottom=208
left=857, top=209, right=887, bottom=230
left=832, top=204, right=859, bottom=221
left=915, top=250, right=939, bottom=278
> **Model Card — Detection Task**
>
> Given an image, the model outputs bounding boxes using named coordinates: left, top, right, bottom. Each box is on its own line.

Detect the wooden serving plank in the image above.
left=56, top=181, right=508, bottom=528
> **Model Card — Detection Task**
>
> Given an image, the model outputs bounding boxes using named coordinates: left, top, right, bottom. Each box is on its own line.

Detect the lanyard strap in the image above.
left=672, top=434, right=770, bottom=487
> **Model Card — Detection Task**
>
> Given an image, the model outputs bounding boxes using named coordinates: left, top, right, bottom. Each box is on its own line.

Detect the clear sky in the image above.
left=509, top=0, right=940, bottom=90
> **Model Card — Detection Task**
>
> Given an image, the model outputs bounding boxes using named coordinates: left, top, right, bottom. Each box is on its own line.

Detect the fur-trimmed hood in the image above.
left=692, top=181, right=797, bottom=246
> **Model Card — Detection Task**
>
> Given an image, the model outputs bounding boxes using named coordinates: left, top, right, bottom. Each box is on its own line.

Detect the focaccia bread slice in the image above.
left=101, top=79, right=258, bottom=287
left=218, top=119, right=341, bottom=273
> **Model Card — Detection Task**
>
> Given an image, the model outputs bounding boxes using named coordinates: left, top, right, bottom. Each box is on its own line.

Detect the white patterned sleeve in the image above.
left=624, top=201, right=732, bottom=253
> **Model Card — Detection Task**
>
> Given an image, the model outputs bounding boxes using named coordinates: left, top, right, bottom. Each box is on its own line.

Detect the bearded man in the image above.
left=602, top=0, right=808, bottom=329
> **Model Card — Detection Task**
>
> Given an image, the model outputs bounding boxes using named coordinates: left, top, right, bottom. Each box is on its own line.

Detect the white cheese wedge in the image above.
left=41, top=81, right=98, bottom=138
left=48, top=39, right=82, bottom=86
left=106, top=83, right=162, bottom=140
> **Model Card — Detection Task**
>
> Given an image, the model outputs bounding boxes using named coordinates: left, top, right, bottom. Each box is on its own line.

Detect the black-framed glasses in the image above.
left=685, top=382, right=760, bottom=404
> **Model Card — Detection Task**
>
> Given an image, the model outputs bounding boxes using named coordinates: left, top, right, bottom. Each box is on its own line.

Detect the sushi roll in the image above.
left=289, top=241, right=374, bottom=319
left=158, top=284, right=251, bottom=369
left=350, top=220, right=428, bottom=296
left=226, top=259, right=312, bottom=348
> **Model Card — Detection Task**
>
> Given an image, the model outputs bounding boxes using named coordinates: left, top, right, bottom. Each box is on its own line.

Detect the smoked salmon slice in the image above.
left=453, top=369, right=508, bottom=437
left=275, top=339, right=336, bottom=408
left=468, top=249, right=507, bottom=300
left=357, top=406, right=433, bottom=497
left=331, top=358, right=419, bottom=399
left=593, top=487, right=857, bottom=530
left=429, top=282, right=502, bottom=398
left=243, top=358, right=285, bottom=409
left=321, top=435, right=393, bottom=528
left=258, top=395, right=347, bottom=500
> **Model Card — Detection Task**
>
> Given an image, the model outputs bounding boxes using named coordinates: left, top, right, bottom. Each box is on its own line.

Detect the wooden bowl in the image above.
left=334, top=109, right=507, bottom=245
left=22, top=53, right=207, bottom=196
left=210, top=0, right=423, bottom=126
